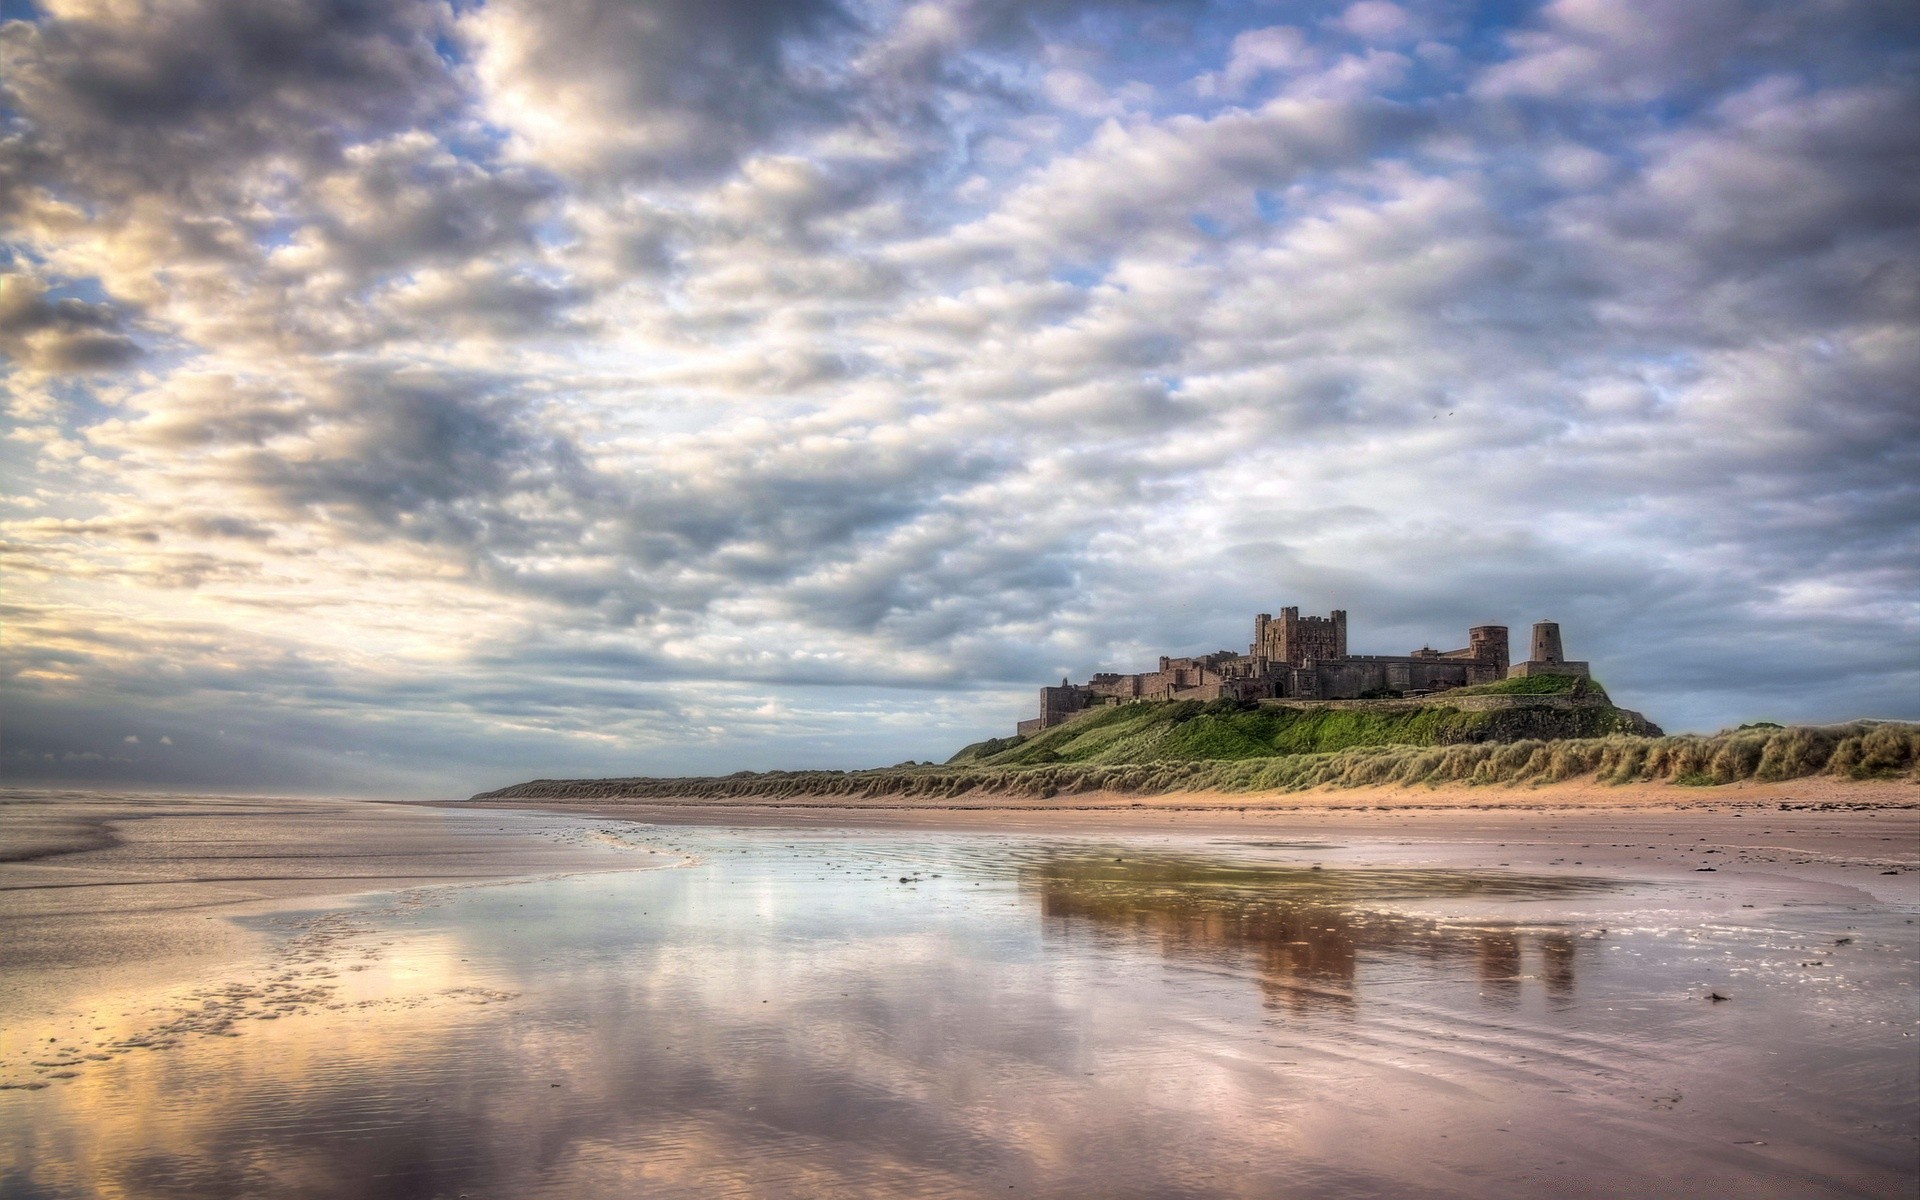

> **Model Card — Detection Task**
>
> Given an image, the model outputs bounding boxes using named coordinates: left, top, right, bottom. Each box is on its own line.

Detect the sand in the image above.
left=463, top=774, right=1915, bottom=814
left=454, top=776, right=1919, bottom=909
left=4, top=786, right=1915, bottom=1196
left=0, top=790, right=654, bottom=1023
left=8, top=781, right=1914, bottom=1062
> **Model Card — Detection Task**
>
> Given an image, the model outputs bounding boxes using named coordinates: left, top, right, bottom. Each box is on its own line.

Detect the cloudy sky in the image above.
left=3, top=0, right=1916, bottom=797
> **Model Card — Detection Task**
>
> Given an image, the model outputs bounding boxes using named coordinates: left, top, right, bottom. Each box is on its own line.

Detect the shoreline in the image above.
left=448, top=778, right=1920, bottom=909
left=455, top=774, right=1917, bottom=815
left=0, top=794, right=662, bottom=1027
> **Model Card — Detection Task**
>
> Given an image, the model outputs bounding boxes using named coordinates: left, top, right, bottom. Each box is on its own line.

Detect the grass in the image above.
left=1441, top=672, right=1593, bottom=697
left=475, top=722, right=1920, bottom=803
left=948, top=692, right=1652, bottom=767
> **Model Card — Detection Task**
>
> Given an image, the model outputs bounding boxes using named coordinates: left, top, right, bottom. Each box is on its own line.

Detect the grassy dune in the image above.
left=945, top=685, right=1652, bottom=767
left=474, top=720, right=1920, bottom=802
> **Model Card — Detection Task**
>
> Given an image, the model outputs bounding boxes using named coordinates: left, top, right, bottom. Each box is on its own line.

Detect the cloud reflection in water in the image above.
left=3, top=832, right=1909, bottom=1199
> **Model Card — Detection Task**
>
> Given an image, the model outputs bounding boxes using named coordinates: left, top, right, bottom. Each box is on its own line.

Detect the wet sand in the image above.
left=464, top=782, right=1920, bottom=908
left=0, top=790, right=658, bottom=1023
left=3, top=788, right=1915, bottom=1197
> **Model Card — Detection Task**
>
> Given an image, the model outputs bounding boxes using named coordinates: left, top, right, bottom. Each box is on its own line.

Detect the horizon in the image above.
left=4, top=0, right=1917, bottom=798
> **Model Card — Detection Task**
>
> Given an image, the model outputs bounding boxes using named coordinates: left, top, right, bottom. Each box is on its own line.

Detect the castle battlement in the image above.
left=1016, top=612, right=1589, bottom=736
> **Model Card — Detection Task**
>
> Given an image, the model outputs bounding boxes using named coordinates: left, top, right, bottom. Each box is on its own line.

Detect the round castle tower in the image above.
left=1529, top=621, right=1564, bottom=665
left=1508, top=621, right=1588, bottom=680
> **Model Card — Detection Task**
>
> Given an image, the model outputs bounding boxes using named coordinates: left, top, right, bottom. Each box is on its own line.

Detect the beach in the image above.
left=458, top=776, right=1920, bottom=906
left=0, top=791, right=658, bottom=1027
left=2, top=785, right=1915, bottom=1197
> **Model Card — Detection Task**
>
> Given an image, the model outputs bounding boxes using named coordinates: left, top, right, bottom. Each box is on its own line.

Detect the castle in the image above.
left=1017, top=609, right=1590, bottom=736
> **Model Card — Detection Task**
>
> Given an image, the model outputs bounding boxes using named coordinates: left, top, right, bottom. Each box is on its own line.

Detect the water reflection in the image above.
left=1021, top=854, right=1610, bottom=1014
left=3, top=830, right=1914, bottom=1199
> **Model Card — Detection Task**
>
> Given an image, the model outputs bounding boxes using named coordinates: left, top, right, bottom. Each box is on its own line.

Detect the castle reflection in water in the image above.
left=1020, top=853, right=1609, bottom=1016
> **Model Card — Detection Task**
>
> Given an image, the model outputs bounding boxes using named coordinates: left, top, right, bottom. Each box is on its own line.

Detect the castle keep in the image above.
left=1018, top=609, right=1590, bottom=736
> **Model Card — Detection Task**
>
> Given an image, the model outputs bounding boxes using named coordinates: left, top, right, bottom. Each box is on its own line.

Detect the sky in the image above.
left=2, top=0, right=1916, bottom=798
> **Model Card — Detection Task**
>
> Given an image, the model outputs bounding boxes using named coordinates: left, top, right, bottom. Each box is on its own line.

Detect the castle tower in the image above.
left=1469, top=625, right=1510, bottom=675
left=1508, top=620, right=1588, bottom=680
left=1529, top=621, right=1564, bottom=665
left=1263, top=606, right=1347, bottom=666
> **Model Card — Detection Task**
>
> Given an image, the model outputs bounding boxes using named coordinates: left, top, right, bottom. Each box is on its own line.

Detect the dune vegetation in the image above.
left=474, top=720, right=1920, bottom=803
left=943, top=687, right=1651, bottom=767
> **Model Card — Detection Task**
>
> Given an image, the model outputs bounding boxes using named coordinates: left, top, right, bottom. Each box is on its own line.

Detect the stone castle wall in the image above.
left=1018, top=689, right=1618, bottom=740
left=1018, top=608, right=1595, bottom=735
left=1258, top=692, right=1609, bottom=714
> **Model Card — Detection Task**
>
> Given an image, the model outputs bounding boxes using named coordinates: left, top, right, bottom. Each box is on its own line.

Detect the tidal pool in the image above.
left=2, top=819, right=1914, bottom=1198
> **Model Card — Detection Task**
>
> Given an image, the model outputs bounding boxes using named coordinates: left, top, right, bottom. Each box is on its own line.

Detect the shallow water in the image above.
left=2, top=819, right=1914, bottom=1198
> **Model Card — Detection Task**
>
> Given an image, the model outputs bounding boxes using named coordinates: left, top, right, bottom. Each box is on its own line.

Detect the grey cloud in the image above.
left=1474, top=0, right=1913, bottom=105
left=0, top=594, right=1008, bottom=793
left=89, top=375, right=313, bottom=450
left=1555, top=78, right=1920, bottom=292
left=593, top=436, right=1010, bottom=598
left=0, top=676, right=1015, bottom=794
left=0, top=537, right=262, bottom=589
left=292, top=135, right=561, bottom=278
left=712, top=155, right=887, bottom=236
left=859, top=0, right=1201, bottom=86
left=0, top=271, right=142, bottom=371
left=223, top=133, right=578, bottom=350
left=89, top=363, right=1039, bottom=640
left=3, top=1, right=578, bottom=360
left=643, top=347, right=858, bottom=394
left=383, top=266, right=591, bottom=340
left=184, top=515, right=278, bottom=541
left=465, top=0, right=854, bottom=185
left=1, top=0, right=456, bottom=199
left=236, top=371, right=580, bottom=546
left=922, top=92, right=1428, bottom=269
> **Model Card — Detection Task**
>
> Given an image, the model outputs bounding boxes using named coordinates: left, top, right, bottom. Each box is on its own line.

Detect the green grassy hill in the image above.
left=469, top=668, right=1919, bottom=803
left=948, top=681, right=1656, bottom=768
left=473, top=720, right=1919, bottom=803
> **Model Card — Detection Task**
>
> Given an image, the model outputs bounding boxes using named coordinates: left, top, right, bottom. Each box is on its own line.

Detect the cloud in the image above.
left=920, top=86, right=1423, bottom=269
left=1334, top=2, right=1413, bottom=43
left=463, top=0, right=853, bottom=185
left=2, top=0, right=1916, bottom=794
left=1552, top=77, right=1920, bottom=336
left=0, top=271, right=142, bottom=372
left=1195, top=26, right=1315, bottom=97
left=1, top=2, right=574, bottom=363
left=1472, top=0, right=1911, bottom=105
left=1, top=0, right=457, bottom=199
left=275, top=133, right=560, bottom=278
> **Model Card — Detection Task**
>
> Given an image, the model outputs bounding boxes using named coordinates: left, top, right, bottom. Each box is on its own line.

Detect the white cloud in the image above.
left=1335, top=2, right=1413, bottom=43
left=1195, top=26, right=1314, bottom=97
